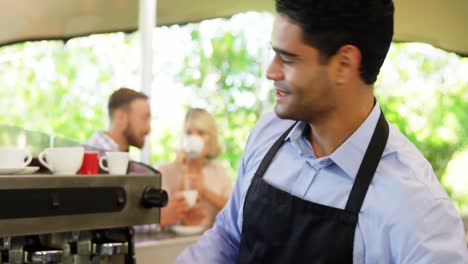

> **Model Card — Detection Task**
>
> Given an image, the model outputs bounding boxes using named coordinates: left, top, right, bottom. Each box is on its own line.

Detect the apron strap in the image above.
left=345, top=111, right=389, bottom=214
left=254, top=122, right=298, bottom=179
left=252, top=109, right=389, bottom=215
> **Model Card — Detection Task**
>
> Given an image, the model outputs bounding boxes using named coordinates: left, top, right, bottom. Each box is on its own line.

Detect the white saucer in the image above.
left=171, top=225, right=204, bottom=236
left=21, top=166, right=40, bottom=174
left=0, top=167, right=25, bottom=174
left=0, top=166, right=40, bottom=175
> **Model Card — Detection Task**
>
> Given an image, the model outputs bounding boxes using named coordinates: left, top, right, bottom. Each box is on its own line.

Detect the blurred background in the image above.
left=0, top=12, right=466, bottom=214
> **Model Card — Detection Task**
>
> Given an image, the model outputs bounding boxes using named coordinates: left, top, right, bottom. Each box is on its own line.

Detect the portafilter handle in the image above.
left=26, top=250, right=63, bottom=264
left=92, top=242, right=128, bottom=256
left=140, top=186, right=168, bottom=208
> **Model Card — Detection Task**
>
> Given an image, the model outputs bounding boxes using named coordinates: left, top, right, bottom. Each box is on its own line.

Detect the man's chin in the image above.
left=134, top=142, right=145, bottom=149
left=129, top=139, right=145, bottom=149
left=274, top=105, right=293, bottom=120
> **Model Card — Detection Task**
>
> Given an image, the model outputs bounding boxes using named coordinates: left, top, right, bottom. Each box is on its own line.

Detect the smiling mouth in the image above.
left=276, top=89, right=289, bottom=96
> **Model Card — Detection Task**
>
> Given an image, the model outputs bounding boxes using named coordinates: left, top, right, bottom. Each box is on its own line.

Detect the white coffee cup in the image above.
left=0, top=147, right=32, bottom=169
left=38, top=147, right=84, bottom=174
left=181, top=134, right=204, bottom=158
left=179, top=190, right=199, bottom=208
left=99, top=152, right=129, bottom=175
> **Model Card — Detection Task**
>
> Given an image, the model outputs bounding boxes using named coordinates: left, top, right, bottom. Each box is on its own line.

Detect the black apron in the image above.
left=237, top=112, right=389, bottom=264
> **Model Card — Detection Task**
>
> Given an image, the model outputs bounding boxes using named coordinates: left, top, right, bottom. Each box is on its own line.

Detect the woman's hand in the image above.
left=174, top=195, right=189, bottom=219
left=160, top=198, right=179, bottom=227
left=174, top=195, right=207, bottom=226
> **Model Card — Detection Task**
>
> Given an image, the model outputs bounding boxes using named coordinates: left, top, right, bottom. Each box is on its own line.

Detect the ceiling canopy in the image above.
left=1, top=0, right=467, bottom=56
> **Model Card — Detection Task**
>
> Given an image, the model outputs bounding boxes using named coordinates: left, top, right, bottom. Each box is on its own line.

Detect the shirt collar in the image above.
left=330, top=103, right=383, bottom=179
left=285, top=121, right=306, bottom=145
left=285, top=101, right=387, bottom=179
left=96, top=131, right=120, bottom=151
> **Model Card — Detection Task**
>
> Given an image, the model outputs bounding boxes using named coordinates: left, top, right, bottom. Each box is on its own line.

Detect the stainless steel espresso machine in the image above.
left=0, top=173, right=168, bottom=264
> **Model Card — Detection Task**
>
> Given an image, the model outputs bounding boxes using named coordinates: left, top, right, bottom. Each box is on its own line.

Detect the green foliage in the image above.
left=0, top=40, right=114, bottom=140
left=151, top=128, right=179, bottom=164
left=378, top=44, right=468, bottom=178
left=177, top=25, right=271, bottom=171
left=376, top=43, right=468, bottom=211
left=1, top=32, right=146, bottom=139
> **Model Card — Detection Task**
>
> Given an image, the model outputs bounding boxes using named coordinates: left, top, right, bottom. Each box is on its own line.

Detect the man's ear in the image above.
left=334, top=45, right=362, bottom=85
left=113, top=108, right=128, bottom=128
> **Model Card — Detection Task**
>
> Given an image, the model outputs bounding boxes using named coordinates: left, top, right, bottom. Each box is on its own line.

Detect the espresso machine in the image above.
left=0, top=173, right=168, bottom=264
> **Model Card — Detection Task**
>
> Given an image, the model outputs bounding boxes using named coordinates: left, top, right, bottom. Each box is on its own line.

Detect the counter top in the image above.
left=135, top=232, right=201, bottom=264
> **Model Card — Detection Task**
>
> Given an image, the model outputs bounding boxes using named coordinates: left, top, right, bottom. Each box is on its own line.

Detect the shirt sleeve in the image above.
left=394, top=198, right=468, bottom=263
left=175, top=159, right=246, bottom=263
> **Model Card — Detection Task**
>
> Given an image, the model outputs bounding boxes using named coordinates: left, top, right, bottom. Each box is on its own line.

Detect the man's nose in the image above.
left=266, top=56, right=284, bottom=81
left=145, top=121, right=151, bottom=133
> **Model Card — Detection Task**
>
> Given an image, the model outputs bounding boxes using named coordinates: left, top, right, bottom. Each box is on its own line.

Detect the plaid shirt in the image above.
left=84, top=131, right=119, bottom=156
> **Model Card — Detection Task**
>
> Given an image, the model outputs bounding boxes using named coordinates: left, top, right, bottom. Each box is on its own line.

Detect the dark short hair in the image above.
left=108, top=87, right=148, bottom=118
left=276, top=0, right=394, bottom=84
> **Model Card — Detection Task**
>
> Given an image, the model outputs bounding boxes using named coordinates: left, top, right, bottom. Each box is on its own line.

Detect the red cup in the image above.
left=79, top=151, right=99, bottom=175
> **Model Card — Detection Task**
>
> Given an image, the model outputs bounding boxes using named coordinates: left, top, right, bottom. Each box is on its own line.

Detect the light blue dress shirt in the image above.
left=177, top=102, right=468, bottom=263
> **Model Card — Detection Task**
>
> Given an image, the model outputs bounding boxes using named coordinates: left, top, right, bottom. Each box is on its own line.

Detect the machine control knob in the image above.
left=140, top=186, right=168, bottom=208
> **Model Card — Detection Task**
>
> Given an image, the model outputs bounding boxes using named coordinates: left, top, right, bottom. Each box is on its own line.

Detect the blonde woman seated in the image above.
left=158, top=108, right=233, bottom=230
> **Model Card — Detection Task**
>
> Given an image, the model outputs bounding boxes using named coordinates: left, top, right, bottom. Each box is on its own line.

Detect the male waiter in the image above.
left=177, top=0, right=468, bottom=263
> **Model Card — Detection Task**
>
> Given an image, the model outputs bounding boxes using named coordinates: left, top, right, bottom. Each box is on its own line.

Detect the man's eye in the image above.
left=280, top=57, right=293, bottom=64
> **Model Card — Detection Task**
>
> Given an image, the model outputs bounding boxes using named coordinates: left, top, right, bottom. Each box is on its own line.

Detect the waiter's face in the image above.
left=123, top=99, right=151, bottom=149
left=266, top=15, right=336, bottom=122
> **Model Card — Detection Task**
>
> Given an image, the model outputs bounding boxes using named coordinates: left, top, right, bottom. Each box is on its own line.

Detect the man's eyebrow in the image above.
left=271, top=46, right=299, bottom=58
